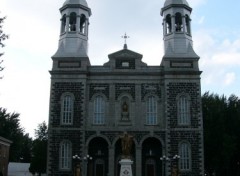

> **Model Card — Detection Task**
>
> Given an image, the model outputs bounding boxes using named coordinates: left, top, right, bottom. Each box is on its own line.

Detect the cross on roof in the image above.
left=122, top=33, right=130, bottom=45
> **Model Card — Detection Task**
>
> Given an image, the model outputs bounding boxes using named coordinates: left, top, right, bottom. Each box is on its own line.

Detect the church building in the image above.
left=47, top=0, right=204, bottom=176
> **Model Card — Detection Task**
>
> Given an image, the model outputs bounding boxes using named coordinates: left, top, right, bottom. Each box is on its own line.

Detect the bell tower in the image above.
left=52, top=0, right=92, bottom=70
left=161, top=1, right=204, bottom=176
left=160, top=0, right=199, bottom=70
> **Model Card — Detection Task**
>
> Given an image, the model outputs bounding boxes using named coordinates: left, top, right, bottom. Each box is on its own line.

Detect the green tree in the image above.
left=0, top=15, right=8, bottom=78
left=203, top=92, right=240, bottom=176
left=29, top=121, right=48, bottom=175
left=0, top=108, right=30, bottom=161
left=20, top=133, right=33, bottom=163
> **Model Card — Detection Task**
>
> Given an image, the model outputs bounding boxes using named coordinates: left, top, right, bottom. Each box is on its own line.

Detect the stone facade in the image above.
left=47, top=0, right=204, bottom=176
left=0, top=136, right=12, bottom=176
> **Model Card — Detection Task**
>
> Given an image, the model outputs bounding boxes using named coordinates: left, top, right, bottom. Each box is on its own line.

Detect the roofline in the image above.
left=161, top=4, right=192, bottom=16
left=0, top=136, right=13, bottom=145
left=60, top=4, right=92, bottom=16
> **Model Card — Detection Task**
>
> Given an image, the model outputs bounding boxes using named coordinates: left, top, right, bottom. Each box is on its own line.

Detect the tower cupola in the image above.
left=52, top=0, right=91, bottom=59
left=161, top=0, right=198, bottom=58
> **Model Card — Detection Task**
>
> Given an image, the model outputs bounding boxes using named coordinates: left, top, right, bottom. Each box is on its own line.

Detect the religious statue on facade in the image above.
left=120, top=132, right=133, bottom=158
left=121, top=101, right=129, bottom=120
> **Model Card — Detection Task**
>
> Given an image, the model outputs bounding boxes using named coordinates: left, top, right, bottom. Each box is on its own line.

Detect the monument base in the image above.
left=119, top=159, right=133, bottom=176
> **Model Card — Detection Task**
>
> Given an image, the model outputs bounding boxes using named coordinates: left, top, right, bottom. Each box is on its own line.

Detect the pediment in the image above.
left=108, top=49, right=143, bottom=60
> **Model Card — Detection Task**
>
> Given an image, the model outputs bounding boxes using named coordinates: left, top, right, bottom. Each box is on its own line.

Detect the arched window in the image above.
left=61, top=94, right=74, bottom=125
left=146, top=96, right=157, bottom=125
left=175, top=13, right=183, bottom=32
left=69, top=12, right=77, bottom=31
left=60, top=141, right=72, bottom=170
left=179, top=142, right=191, bottom=171
left=80, top=14, right=86, bottom=34
left=166, top=14, right=172, bottom=34
left=185, top=15, right=191, bottom=34
left=61, top=14, right=66, bottom=33
left=94, top=95, right=105, bottom=124
left=177, top=95, right=190, bottom=125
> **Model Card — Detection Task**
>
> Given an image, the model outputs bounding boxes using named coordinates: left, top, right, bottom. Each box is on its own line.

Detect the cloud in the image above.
left=211, top=53, right=240, bottom=66
left=197, top=16, right=205, bottom=24
left=194, top=28, right=240, bottom=94
left=189, top=0, right=206, bottom=8
left=223, top=72, right=236, bottom=86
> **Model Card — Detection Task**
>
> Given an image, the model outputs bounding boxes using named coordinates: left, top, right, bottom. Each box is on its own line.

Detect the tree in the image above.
left=29, top=121, right=48, bottom=176
left=0, top=15, right=8, bottom=78
left=203, top=92, right=240, bottom=176
left=0, top=107, right=30, bottom=161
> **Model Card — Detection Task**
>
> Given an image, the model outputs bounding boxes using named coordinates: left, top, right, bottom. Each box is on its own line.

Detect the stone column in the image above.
left=66, top=15, right=70, bottom=33
left=171, top=15, right=175, bottom=33
left=189, top=19, right=192, bottom=35
left=182, top=15, right=186, bottom=33
left=84, top=18, right=89, bottom=36
left=108, top=146, right=115, bottom=176
left=135, top=146, right=142, bottom=176
left=163, top=18, right=167, bottom=35
left=76, top=15, right=81, bottom=33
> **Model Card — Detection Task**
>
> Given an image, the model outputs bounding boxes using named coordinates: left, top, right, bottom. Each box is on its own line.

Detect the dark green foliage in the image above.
left=0, top=108, right=32, bottom=162
left=29, top=122, right=48, bottom=175
left=203, top=92, right=240, bottom=176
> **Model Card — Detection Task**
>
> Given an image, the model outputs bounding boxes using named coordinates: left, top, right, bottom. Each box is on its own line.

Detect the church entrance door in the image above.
left=142, top=138, right=162, bottom=176
left=88, top=137, right=108, bottom=176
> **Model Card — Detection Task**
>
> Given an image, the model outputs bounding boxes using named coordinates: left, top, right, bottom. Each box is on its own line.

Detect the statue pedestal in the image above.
left=119, top=159, right=133, bottom=176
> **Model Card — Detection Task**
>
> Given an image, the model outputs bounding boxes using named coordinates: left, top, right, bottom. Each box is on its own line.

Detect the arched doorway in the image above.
left=142, top=138, right=162, bottom=176
left=88, top=137, right=108, bottom=176
left=114, top=138, right=136, bottom=176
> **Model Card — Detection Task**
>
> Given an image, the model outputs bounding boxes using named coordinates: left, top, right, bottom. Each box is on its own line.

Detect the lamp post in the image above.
left=72, top=154, right=81, bottom=176
left=83, top=154, right=92, bottom=176
left=160, top=155, right=170, bottom=176
left=172, top=155, right=180, bottom=176
left=72, top=154, right=93, bottom=176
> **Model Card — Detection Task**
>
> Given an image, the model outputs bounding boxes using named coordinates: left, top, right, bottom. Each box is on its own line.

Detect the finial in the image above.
left=122, top=33, right=129, bottom=49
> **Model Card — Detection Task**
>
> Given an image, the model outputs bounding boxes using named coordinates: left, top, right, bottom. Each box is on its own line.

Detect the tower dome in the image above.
left=63, top=0, right=88, bottom=7
left=164, top=0, right=189, bottom=7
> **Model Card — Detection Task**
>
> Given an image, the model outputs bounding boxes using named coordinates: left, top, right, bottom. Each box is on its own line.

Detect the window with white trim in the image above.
left=179, top=142, right=191, bottom=170
left=177, top=95, right=190, bottom=125
left=93, top=95, right=105, bottom=124
left=146, top=96, right=157, bottom=125
left=60, top=141, right=71, bottom=170
left=62, top=95, right=74, bottom=125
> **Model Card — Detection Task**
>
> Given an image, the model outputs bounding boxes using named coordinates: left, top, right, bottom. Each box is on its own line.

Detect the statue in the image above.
left=120, top=132, right=133, bottom=158
left=171, top=165, right=179, bottom=176
left=75, top=164, right=81, bottom=176
left=121, top=101, right=129, bottom=120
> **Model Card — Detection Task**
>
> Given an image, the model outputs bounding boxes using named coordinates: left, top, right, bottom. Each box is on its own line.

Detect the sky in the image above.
left=0, top=0, right=240, bottom=137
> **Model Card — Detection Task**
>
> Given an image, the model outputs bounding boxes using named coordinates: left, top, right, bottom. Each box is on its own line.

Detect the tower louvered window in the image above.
left=62, top=95, right=73, bottom=125
left=94, top=96, right=105, bottom=124
left=178, top=95, right=190, bottom=125
left=146, top=96, right=157, bottom=125
left=179, top=142, right=191, bottom=170
left=60, top=141, right=71, bottom=170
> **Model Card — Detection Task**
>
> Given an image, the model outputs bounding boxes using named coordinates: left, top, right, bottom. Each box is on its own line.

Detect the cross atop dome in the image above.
left=122, top=33, right=130, bottom=49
